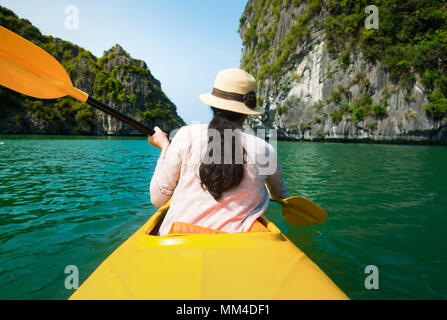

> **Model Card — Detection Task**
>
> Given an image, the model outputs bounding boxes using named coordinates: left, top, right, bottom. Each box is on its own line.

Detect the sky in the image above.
left=1, top=0, right=247, bottom=124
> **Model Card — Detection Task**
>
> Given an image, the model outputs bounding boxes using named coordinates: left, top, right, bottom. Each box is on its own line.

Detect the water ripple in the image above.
left=0, top=137, right=446, bottom=299
left=0, top=136, right=158, bottom=299
left=272, top=142, right=447, bottom=299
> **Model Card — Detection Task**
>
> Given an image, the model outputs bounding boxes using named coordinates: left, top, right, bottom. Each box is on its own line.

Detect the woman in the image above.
left=148, top=68, right=287, bottom=235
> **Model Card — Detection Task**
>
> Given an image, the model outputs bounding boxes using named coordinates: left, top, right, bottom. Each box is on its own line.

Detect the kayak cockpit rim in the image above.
left=138, top=203, right=287, bottom=246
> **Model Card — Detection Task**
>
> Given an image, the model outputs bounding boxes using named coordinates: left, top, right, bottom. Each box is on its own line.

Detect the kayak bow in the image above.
left=70, top=203, right=348, bottom=300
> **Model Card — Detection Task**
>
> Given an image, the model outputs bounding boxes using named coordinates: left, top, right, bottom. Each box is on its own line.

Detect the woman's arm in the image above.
left=266, top=163, right=288, bottom=200
left=148, top=126, right=183, bottom=207
left=264, top=144, right=288, bottom=200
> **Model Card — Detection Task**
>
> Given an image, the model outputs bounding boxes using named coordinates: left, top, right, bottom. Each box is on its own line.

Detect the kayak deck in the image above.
left=70, top=204, right=348, bottom=300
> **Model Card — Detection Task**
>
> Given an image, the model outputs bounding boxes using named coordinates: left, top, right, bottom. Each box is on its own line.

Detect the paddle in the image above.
left=272, top=196, right=328, bottom=226
left=0, top=26, right=328, bottom=226
left=0, top=26, right=154, bottom=135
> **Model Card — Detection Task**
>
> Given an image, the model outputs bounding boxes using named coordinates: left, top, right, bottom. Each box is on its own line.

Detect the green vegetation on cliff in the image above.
left=425, top=90, right=447, bottom=119
left=241, top=0, right=322, bottom=83
left=0, top=6, right=184, bottom=134
left=323, top=0, right=447, bottom=119
left=240, top=0, right=447, bottom=120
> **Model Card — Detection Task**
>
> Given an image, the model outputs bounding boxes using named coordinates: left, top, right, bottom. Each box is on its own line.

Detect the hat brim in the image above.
left=199, top=93, right=264, bottom=115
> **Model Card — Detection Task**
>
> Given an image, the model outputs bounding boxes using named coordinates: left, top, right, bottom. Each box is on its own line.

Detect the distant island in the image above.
left=0, top=6, right=185, bottom=135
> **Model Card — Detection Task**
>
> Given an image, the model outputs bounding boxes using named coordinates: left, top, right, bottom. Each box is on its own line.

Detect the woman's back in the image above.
left=148, top=68, right=287, bottom=235
left=151, top=123, right=287, bottom=235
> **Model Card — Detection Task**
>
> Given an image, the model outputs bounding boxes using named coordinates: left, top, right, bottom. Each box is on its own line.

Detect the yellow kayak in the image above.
left=70, top=203, right=348, bottom=300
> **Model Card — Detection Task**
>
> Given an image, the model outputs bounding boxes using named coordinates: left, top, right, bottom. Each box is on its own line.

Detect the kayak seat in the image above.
left=168, top=219, right=270, bottom=235
left=248, top=219, right=270, bottom=233
left=169, top=222, right=226, bottom=235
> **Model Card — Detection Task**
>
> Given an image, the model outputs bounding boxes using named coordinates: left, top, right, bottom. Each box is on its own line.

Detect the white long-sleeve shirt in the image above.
left=150, top=124, right=287, bottom=235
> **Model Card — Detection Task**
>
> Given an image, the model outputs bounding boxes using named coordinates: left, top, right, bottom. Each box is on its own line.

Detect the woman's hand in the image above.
left=148, top=126, right=170, bottom=151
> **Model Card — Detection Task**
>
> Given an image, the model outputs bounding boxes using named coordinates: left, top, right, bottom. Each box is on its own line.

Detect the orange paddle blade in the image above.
left=0, top=26, right=87, bottom=102
left=274, top=196, right=328, bottom=226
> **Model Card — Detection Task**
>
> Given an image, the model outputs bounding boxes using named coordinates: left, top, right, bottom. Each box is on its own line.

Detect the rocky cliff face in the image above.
left=0, top=6, right=184, bottom=135
left=91, top=44, right=184, bottom=135
left=239, top=0, right=447, bottom=144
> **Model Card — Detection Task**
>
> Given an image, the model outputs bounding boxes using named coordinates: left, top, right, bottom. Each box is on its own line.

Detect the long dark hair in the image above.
left=199, top=107, right=246, bottom=201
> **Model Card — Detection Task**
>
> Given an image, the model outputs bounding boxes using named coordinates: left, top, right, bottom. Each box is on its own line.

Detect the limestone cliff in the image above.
left=239, top=0, right=447, bottom=144
left=0, top=6, right=184, bottom=135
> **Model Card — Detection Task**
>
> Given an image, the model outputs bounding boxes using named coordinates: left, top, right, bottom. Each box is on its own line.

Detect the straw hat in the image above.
left=199, top=68, right=264, bottom=115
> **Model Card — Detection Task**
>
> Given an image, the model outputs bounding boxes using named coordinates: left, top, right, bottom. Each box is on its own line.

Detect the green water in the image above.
left=0, top=135, right=446, bottom=299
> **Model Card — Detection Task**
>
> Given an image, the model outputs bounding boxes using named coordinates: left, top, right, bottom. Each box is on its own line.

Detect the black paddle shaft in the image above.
left=86, top=96, right=155, bottom=136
